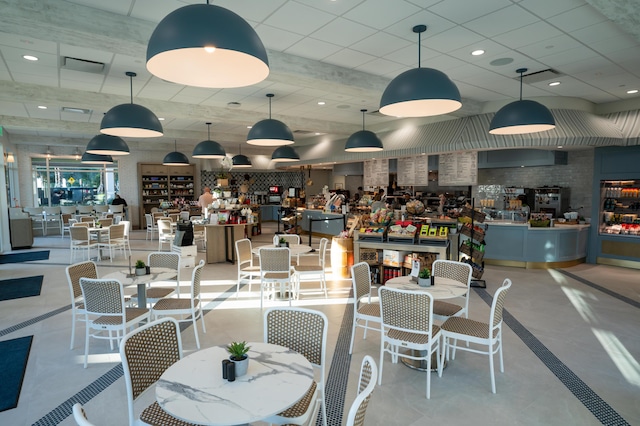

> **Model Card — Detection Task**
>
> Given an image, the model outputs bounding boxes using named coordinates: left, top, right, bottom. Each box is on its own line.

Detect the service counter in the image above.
left=204, top=223, right=246, bottom=264
left=301, top=210, right=346, bottom=237
left=483, top=222, right=590, bottom=268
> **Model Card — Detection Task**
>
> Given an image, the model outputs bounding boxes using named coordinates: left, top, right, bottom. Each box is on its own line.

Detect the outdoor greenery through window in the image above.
left=32, top=158, right=119, bottom=206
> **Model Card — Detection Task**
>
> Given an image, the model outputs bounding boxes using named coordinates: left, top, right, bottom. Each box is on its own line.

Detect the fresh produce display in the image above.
left=369, top=208, right=394, bottom=225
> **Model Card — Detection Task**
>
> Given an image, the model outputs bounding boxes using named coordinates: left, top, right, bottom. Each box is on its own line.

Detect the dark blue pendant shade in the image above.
left=232, top=154, right=252, bottom=167
left=85, top=134, right=130, bottom=156
left=271, top=145, right=300, bottom=162
left=147, top=3, right=269, bottom=88
left=345, top=130, right=384, bottom=152
left=81, top=152, right=113, bottom=164
left=489, top=100, right=555, bottom=135
left=163, top=150, right=190, bottom=166
left=192, top=139, right=226, bottom=158
left=100, top=103, right=164, bottom=138
left=380, top=67, right=462, bottom=117
left=247, top=119, right=294, bottom=146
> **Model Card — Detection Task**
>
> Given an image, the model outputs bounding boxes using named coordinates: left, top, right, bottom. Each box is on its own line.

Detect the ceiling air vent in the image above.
left=517, top=69, right=563, bottom=84
left=61, top=106, right=92, bottom=114
left=293, top=130, right=314, bottom=135
left=62, top=56, right=105, bottom=74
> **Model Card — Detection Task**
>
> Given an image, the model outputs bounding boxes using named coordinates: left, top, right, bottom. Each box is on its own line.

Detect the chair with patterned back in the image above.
left=98, top=223, right=126, bottom=262
left=69, top=226, right=98, bottom=263
left=235, top=239, right=261, bottom=296
left=157, top=218, right=174, bottom=251
left=61, top=213, right=74, bottom=238
left=151, top=260, right=206, bottom=349
left=263, top=307, right=328, bottom=426
left=259, top=247, right=295, bottom=309
left=120, top=318, right=195, bottom=426
left=349, top=262, right=381, bottom=354
left=293, top=237, right=329, bottom=299
left=130, top=252, right=179, bottom=308
left=145, top=213, right=158, bottom=240
left=431, top=260, right=473, bottom=322
left=345, top=355, right=378, bottom=426
left=65, top=261, right=98, bottom=350
left=440, top=278, right=512, bottom=394
left=378, top=287, right=442, bottom=399
left=72, top=403, right=96, bottom=426
left=79, top=278, right=149, bottom=368
left=120, top=220, right=132, bottom=256
left=43, top=206, right=62, bottom=236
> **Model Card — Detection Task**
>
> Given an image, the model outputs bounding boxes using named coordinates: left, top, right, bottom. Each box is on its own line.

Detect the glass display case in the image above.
left=599, top=179, right=640, bottom=237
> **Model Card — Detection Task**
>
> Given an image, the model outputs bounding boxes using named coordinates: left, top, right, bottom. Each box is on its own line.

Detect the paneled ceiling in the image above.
left=1, top=0, right=639, bottom=158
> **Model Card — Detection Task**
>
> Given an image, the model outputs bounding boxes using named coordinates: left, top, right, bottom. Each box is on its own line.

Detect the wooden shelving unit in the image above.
left=138, top=163, right=196, bottom=226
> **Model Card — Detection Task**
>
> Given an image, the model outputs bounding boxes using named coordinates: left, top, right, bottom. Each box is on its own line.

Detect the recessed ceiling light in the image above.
left=247, top=125, right=252, bottom=129
left=549, top=81, right=561, bottom=86
left=158, top=117, right=165, bottom=121
left=317, top=101, right=326, bottom=105
left=22, top=54, right=38, bottom=61
left=471, top=49, right=485, bottom=56
left=557, top=145, right=563, bottom=149
left=37, top=105, right=47, bottom=109
left=315, top=132, right=321, bottom=135
left=627, top=89, right=639, bottom=94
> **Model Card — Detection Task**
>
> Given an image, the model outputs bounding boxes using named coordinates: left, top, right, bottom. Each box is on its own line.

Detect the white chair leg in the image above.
left=490, top=346, right=496, bottom=394
left=349, top=319, right=357, bottom=354
left=378, top=343, right=384, bottom=385
left=70, top=314, right=76, bottom=350
left=83, top=327, right=90, bottom=369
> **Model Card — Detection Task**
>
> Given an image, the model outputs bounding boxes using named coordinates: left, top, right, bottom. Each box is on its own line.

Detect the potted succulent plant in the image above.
left=278, top=237, right=289, bottom=248
left=418, top=267, right=431, bottom=287
left=226, top=341, right=250, bottom=377
left=135, top=260, right=146, bottom=276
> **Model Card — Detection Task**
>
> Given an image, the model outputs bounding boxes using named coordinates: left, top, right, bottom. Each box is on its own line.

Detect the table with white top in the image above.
left=252, top=244, right=313, bottom=257
left=385, top=275, right=468, bottom=371
left=156, top=342, right=314, bottom=426
left=103, top=267, right=177, bottom=308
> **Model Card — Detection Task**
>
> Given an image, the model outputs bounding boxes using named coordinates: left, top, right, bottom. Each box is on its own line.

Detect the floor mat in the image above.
left=0, top=335, right=33, bottom=412
left=0, top=276, right=44, bottom=302
left=0, top=251, right=50, bottom=264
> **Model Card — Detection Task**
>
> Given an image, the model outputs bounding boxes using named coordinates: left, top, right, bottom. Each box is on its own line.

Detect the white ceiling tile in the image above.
left=546, top=4, right=607, bottom=33
left=454, top=82, right=506, bottom=102
left=12, top=72, right=59, bottom=86
left=447, top=40, right=511, bottom=63
left=60, top=69, right=105, bottom=85
left=1, top=46, right=58, bottom=68
left=343, top=0, right=421, bottom=30
left=129, top=0, right=185, bottom=22
left=384, top=45, right=440, bottom=67
left=571, top=20, right=630, bottom=45
left=255, top=24, right=304, bottom=51
left=517, top=34, right=585, bottom=59
left=492, top=21, right=564, bottom=50
left=0, top=101, right=28, bottom=117
left=212, top=0, right=288, bottom=23
left=464, top=5, right=540, bottom=38
left=0, top=33, right=57, bottom=54
left=263, top=2, right=335, bottom=36
left=284, top=37, right=343, bottom=61
left=296, top=0, right=366, bottom=16
left=349, top=31, right=412, bottom=57
left=383, top=10, right=457, bottom=41
left=354, top=57, right=406, bottom=77
left=425, top=26, right=485, bottom=54
left=538, top=45, right=600, bottom=68
left=589, top=36, right=640, bottom=56
left=323, top=48, right=377, bottom=69
left=556, top=56, right=618, bottom=76
left=428, top=0, right=512, bottom=24
left=65, top=0, right=134, bottom=16
left=309, top=17, right=377, bottom=47
left=60, top=80, right=103, bottom=92
left=518, top=0, right=584, bottom=19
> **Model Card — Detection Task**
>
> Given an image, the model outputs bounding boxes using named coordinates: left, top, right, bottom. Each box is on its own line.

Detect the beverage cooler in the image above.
left=534, top=187, right=570, bottom=218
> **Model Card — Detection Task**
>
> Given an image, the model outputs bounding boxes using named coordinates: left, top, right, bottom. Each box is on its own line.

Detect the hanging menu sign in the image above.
left=397, top=156, right=430, bottom=186
left=363, top=159, right=389, bottom=187
left=438, top=151, right=478, bottom=186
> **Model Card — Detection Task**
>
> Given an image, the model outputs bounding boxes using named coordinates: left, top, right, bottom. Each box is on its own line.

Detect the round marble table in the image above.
left=156, top=342, right=314, bottom=426
left=103, top=267, right=177, bottom=308
left=385, top=275, right=468, bottom=300
left=252, top=244, right=313, bottom=257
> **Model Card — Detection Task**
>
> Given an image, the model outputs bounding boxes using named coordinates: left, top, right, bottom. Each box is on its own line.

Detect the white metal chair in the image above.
left=120, top=318, right=195, bottom=426
left=72, top=403, right=96, bottom=426
left=24, top=207, right=45, bottom=235
left=145, top=213, right=158, bottom=240
left=193, top=223, right=206, bottom=250
left=79, top=278, right=149, bottom=368
left=431, top=260, right=473, bottom=321
left=120, top=220, right=132, bottom=256
left=378, top=287, right=442, bottom=399
left=349, top=262, right=381, bottom=354
left=259, top=247, right=295, bottom=310
left=130, top=252, right=180, bottom=307
left=263, top=307, right=328, bottom=426
left=273, top=234, right=301, bottom=245
left=98, top=223, right=126, bottom=262
left=65, top=261, right=98, bottom=350
left=235, top=238, right=260, bottom=296
left=158, top=218, right=174, bottom=251
left=293, top=237, right=329, bottom=298
left=441, top=278, right=512, bottom=394
left=108, top=204, right=124, bottom=215
left=345, top=355, right=378, bottom=426
left=93, top=205, right=109, bottom=214
left=43, top=206, right=62, bottom=235
left=60, top=205, right=77, bottom=215
left=77, top=205, right=94, bottom=215
left=151, top=260, right=206, bottom=349
left=69, top=226, right=99, bottom=263
left=61, top=213, right=74, bottom=238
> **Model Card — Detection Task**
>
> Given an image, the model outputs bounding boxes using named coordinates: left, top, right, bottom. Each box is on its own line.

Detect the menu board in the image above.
left=397, top=156, right=430, bottom=186
left=363, top=159, right=389, bottom=187
left=438, top=151, right=477, bottom=186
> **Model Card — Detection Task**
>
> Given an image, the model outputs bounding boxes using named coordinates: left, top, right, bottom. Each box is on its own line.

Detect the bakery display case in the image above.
left=599, top=180, right=640, bottom=237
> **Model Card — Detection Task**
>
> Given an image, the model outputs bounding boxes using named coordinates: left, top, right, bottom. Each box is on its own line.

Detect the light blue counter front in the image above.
left=483, top=222, right=590, bottom=268
left=301, top=210, right=346, bottom=236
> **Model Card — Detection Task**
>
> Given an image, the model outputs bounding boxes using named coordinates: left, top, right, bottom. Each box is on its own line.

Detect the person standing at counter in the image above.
left=197, top=187, right=214, bottom=214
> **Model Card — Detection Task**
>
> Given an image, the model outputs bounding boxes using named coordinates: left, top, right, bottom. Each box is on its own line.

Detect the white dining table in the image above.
left=156, top=342, right=314, bottom=426
left=102, top=267, right=177, bottom=308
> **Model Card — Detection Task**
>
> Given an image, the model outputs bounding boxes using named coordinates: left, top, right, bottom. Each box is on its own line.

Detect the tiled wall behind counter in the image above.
left=476, top=150, right=594, bottom=216
left=201, top=170, right=304, bottom=195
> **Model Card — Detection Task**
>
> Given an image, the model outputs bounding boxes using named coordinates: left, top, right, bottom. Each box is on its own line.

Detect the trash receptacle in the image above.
left=174, top=221, right=194, bottom=246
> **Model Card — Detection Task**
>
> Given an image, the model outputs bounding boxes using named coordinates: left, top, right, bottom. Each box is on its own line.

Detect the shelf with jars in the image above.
left=600, top=179, right=640, bottom=237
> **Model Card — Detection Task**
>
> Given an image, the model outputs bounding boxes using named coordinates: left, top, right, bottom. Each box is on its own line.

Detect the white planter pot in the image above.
left=135, top=268, right=146, bottom=276
left=230, top=356, right=249, bottom=377
left=418, top=277, right=430, bottom=287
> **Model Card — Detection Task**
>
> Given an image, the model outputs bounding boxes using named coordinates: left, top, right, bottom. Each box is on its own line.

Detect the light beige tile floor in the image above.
left=0, top=222, right=639, bottom=426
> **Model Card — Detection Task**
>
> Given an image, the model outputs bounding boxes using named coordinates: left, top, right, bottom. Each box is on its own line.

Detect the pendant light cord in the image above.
left=361, top=109, right=367, bottom=130
left=516, top=68, right=527, bottom=101
left=206, top=122, right=212, bottom=140
left=418, top=30, right=421, bottom=69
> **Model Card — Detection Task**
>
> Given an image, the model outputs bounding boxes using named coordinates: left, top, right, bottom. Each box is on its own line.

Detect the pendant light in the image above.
left=100, top=72, right=163, bottom=138
left=163, top=140, right=190, bottom=166
left=247, top=94, right=294, bottom=146
left=345, top=109, right=383, bottom=152
left=81, top=152, right=113, bottom=164
left=5, top=152, right=15, bottom=163
left=489, top=68, right=555, bottom=135
left=86, top=134, right=130, bottom=156
left=146, top=1, right=269, bottom=88
left=380, top=25, right=461, bottom=117
left=192, top=122, right=226, bottom=158
left=232, top=144, right=252, bottom=168
left=271, top=145, right=300, bottom=163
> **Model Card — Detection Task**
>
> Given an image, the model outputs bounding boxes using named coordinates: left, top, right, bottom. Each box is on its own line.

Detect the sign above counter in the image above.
left=439, top=151, right=478, bottom=186
left=397, top=156, right=430, bottom=186
left=363, top=158, right=389, bottom=187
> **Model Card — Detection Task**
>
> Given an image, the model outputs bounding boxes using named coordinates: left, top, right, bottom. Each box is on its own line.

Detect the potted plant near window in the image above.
left=418, top=267, right=431, bottom=287
left=278, top=237, right=289, bottom=248
left=226, top=341, right=250, bottom=377
left=135, top=260, right=146, bottom=276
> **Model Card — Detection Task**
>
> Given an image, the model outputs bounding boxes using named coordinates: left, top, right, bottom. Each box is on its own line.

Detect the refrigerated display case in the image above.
left=599, top=180, right=640, bottom=237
